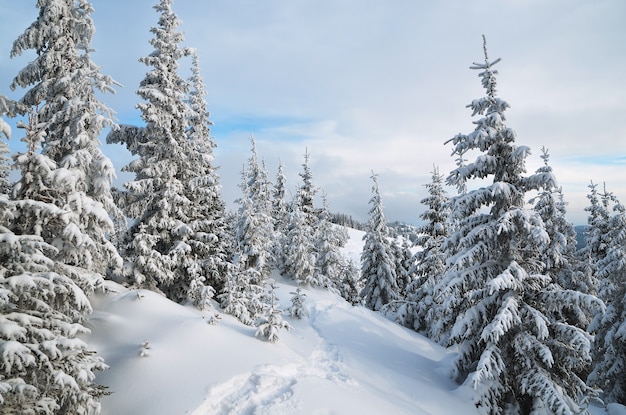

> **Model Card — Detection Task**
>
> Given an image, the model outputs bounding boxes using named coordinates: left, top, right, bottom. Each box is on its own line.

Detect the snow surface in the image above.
left=84, top=228, right=618, bottom=415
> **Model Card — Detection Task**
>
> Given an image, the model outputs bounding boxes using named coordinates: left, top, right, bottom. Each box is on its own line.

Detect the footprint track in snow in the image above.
left=195, top=364, right=299, bottom=415
left=191, top=303, right=356, bottom=415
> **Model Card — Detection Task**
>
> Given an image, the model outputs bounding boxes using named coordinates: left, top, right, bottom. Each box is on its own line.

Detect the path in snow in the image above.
left=190, top=300, right=358, bottom=415
left=189, top=290, right=464, bottom=415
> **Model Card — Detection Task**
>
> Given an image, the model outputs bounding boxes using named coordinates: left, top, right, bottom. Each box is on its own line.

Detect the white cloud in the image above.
left=0, top=0, right=624, bottom=225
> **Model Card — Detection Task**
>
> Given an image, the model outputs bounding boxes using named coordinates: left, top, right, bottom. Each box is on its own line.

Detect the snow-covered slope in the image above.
left=84, top=228, right=617, bottom=415
left=86, top=278, right=475, bottom=415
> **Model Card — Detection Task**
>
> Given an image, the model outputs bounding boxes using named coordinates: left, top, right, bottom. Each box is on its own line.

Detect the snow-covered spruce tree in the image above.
left=575, top=181, right=616, bottom=298
left=530, top=149, right=591, bottom=314
left=281, top=150, right=325, bottom=286
left=391, top=166, right=450, bottom=332
left=271, top=162, right=290, bottom=235
left=108, top=0, right=226, bottom=305
left=232, top=137, right=273, bottom=281
left=180, top=52, right=233, bottom=305
left=431, top=37, right=603, bottom=414
left=0, top=122, right=11, bottom=195
left=588, top=193, right=626, bottom=404
left=270, top=162, right=290, bottom=271
left=0, top=201, right=108, bottom=413
left=296, top=149, right=318, bottom=226
left=337, top=258, right=362, bottom=306
left=287, top=287, right=308, bottom=319
left=218, top=258, right=264, bottom=326
left=360, top=173, right=399, bottom=311
left=10, top=0, right=123, bottom=280
left=106, top=0, right=191, bottom=293
left=220, top=139, right=272, bottom=323
left=255, top=281, right=292, bottom=343
left=313, top=194, right=349, bottom=290
left=391, top=235, right=413, bottom=297
left=1, top=104, right=107, bottom=411
left=283, top=194, right=318, bottom=286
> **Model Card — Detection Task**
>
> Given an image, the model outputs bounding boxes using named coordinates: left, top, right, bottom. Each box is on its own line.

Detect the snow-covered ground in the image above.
left=84, top=229, right=620, bottom=415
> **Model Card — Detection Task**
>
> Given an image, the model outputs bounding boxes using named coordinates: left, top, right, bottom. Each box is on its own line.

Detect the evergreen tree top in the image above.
left=469, top=35, right=502, bottom=100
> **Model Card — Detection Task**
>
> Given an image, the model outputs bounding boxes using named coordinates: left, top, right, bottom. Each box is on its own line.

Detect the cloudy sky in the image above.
left=0, top=0, right=625, bottom=225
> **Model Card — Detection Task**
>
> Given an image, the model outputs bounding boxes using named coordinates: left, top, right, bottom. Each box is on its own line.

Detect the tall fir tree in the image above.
left=0, top=198, right=108, bottom=413
left=0, top=1, right=120, bottom=410
left=588, top=191, right=626, bottom=404
left=232, top=137, right=273, bottom=279
left=530, top=149, right=593, bottom=321
left=576, top=181, right=615, bottom=298
left=10, top=0, right=123, bottom=279
left=337, top=258, right=362, bottom=306
left=0, top=117, right=11, bottom=195
left=0, top=95, right=15, bottom=194
left=270, top=162, right=290, bottom=271
left=313, top=194, right=349, bottom=289
left=180, top=52, right=233, bottom=304
left=390, top=236, right=413, bottom=297
left=394, top=166, right=450, bottom=333
left=271, top=161, right=290, bottom=235
left=220, top=139, right=272, bottom=323
left=360, top=173, right=399, bottom=311
left=107, top=0, right=191, bottom=293
left=430, top=37, right=603, bottom=414
left=283, top=193, right=317, bottom=286
left=296, top=149, right=318, bottom=226
left=108, top=0, right=225, bottom=305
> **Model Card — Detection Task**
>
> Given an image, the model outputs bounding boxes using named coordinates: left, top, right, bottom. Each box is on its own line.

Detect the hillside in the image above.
left=83, top=229, right=619, bottom=415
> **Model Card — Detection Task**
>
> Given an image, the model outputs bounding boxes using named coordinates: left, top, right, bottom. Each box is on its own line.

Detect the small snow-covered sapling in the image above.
left=288, top=287, right=308, bottom=319
left=255, top=282, right=292, bottom=343
left=139, top=340, right=151, bottom=357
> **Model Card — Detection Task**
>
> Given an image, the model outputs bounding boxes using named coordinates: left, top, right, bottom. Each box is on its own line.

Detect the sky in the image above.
left=0, top=0, right=625, bottom=225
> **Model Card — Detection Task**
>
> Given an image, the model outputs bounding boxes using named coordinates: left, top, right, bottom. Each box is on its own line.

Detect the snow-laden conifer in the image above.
left=232, top=138, right=273, bottom=280
left=389, top=236, right=412, bottom=297
left=10, top=0, right=123, bottom=278
left=337, top=258, right=362, bottom=306
left=180, top=52, right=233, bottom=302
left=0, top=194, right=107, bottom=413
left=360, top=173, right=399, bottom=311
left=107, top=0, right=191, bottom=293
left=297, top=149, right=318, bottom=226
left=0, top=96, right=13, bottom=194
left=283, top=197, right=318, bottom=286
left=255, top=282, right=292, bottom=343
left=313, top=194, right=349, bottom=289
left=588, top=192, right=626, bottom=404
left=431, top=37, right=603, bottom=414
left=576, top=181, right=616, bottom=298
left=108, top=0, right=228, bottom=305
left=2, top=4, right=125, bottom=409
left=287, top=287, right=308, bottom=319
left=270, top=162, right=290, bottom=271
left=272, top=162, right=290, bottom=235
left=530, top=149, right=596, bottom=328
left=391, top=166, right=450, bottom=332
left=221, top=140, right=273, bottom=323
left=219, top=260, right=264, bottom=326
